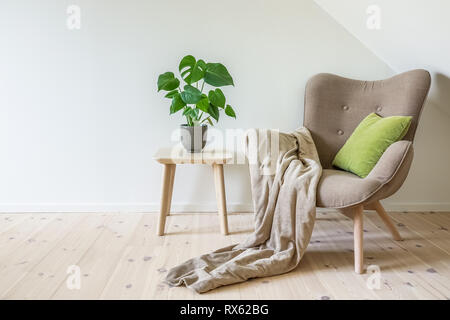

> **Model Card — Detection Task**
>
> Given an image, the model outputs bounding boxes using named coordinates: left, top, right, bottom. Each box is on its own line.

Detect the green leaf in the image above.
left=197, top=59, right=207, bottom=72
left=182, top=107, right=200, bottom=122
left=164, top=89, right=179, bottom=98
left=191, top=108, right=200, bottom=119
left=170, top=93, right=186, bottom=114
left=196, top=95, right=209, bottom=112
left=179, top=55, right=195, bottom=70
left=208, top=88, right=226, bottom=108
left=225, top=104, right=236, bottom=118
left=179, top=55, right=206, bottom=85
left=208, top=104, right=220, bottom=121
left=182, top=106, right=193, bottom=116
left=180, top=85, right=202, bottom=104
left=206, top=117, right=214, bottom=126
left=157, top=72, right=180, bottom=91
left=204, top=63, right=234, bottom=87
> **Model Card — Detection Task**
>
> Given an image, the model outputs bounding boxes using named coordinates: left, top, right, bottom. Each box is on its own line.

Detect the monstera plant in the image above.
left=157, top=55, right=237, bottom=152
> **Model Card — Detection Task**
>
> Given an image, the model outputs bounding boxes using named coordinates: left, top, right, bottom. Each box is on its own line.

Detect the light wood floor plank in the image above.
left=0, top=214, right=30, bottom=234
left=0, top=214, right=55, bottom=256
left=4, top=214, right=110, bottom=299
left=356, top=213, right=442, bottom=299
left=364, top=212, right=450, bottom=299
left=307, top=212, right=379, bottom=299
left=0, top=214, right=83, bottom=298
left=0, top=211, right=448, bottom=300
left=417, top=211, right=450, bottom=224
left=51, top=213, right=142, bottom=299
left=100, top=214, right=168, bottom=300
left=391, top=212, right=450, bottom=254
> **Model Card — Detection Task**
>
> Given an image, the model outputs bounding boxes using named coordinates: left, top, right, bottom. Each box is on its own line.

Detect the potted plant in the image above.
left=157, top=55, right=237, bottom=152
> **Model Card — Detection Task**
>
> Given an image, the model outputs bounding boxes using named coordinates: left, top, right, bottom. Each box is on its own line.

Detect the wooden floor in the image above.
left=0, top=210, right=449, bottom=300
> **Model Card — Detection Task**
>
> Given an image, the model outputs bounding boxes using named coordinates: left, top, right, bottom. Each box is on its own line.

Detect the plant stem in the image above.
left=200, top=80, right=205, bottom=92
left=201, top=116, right=210, bottom=123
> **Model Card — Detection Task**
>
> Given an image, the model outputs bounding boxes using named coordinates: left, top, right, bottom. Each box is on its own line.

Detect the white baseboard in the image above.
left=0, top=202, right=449, bottom=213
left=0, top=202, right=254, bottom=213
left=379, top=202, right=450, bottom=212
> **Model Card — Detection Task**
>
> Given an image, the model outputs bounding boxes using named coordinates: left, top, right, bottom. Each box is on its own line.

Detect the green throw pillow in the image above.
left=332, top=113, right=412, bottom=178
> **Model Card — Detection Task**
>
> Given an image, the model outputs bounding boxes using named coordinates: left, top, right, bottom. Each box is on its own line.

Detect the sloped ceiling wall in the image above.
left=315, top=0, right=450, bottom=208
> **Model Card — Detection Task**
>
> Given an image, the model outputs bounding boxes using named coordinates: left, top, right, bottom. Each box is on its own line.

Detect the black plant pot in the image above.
left=180, top=124, right=208, bottom=153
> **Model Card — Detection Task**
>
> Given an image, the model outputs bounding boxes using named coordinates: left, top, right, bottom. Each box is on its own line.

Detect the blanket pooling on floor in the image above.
left=165, top=127, right=322, bottom=293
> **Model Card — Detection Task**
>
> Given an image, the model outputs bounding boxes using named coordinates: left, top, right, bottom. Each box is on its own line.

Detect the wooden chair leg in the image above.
left=157, top=164, right=175, bottom=236
left=212, top=163, right=229, bottom=235
left=353, top=205, right=364, bottom=274
left=373, top=201, right=402, bottom=241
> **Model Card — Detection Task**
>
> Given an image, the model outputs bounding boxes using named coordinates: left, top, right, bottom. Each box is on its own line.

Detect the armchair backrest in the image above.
left=303, top=69, right=431, bottom=169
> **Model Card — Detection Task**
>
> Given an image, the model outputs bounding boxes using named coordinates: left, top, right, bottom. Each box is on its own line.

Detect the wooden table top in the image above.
left=153, top=146, right=233, bottom=164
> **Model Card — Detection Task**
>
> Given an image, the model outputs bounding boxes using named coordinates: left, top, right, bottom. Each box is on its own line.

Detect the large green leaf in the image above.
left=208, top=89, right=226, bottom=108
left=170, top=93, right=186, bottom=114
left=180, top=85, right=202, bottom=104
left=204, top=63, right=234, bottom=87
left=179, top=55, right=206, bottom=85
left=196, top=95, right=209, bottom=112
left=157, top=72, right=180, bottom=91
left=208, top=104, right=220, bottom=121
left=225, top=104, right=236, bottom=118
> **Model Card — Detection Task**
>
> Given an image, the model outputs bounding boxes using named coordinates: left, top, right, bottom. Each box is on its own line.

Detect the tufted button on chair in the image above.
left=304, top=69, right=431, bottom=273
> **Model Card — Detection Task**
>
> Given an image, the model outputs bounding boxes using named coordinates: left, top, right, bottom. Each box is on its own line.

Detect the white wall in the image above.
left=315, top=0, right=450, bottom=210
left=0, top=0, right=404, bottom=213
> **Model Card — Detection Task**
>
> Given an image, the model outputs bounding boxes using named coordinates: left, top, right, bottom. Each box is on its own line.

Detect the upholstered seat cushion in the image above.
left=317, top=140, right=413, bottom=208
left=316, top=169, right=381, bottom=208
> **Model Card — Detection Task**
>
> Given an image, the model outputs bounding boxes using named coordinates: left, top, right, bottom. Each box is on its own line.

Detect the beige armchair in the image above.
left=304, top=69, right=431, bottom=273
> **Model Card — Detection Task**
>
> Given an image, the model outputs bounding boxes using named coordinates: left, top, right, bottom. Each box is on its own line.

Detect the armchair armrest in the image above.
left=366, top=140, right=413, bottom=184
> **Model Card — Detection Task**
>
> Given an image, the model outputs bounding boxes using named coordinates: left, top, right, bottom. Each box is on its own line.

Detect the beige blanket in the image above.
left=165, top=127, right=322, bottom=293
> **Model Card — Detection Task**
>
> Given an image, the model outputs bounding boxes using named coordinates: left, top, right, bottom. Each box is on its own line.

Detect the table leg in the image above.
left=212, top=163, right=229, bottom=235
left=157, top=164, right=176, bottom=236
left=166, top=165, right=176, bottom=216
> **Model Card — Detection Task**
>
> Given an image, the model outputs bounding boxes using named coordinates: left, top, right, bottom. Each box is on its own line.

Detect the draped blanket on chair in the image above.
left=165, top=127, right=322, bottom=293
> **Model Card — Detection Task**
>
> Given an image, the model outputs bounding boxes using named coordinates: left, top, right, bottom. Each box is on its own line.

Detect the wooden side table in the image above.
left=153, top=147, right=233, bottom=236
